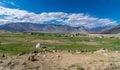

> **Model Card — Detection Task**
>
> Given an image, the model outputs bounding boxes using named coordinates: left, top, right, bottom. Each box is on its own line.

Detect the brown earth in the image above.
left=31, top=40, right=67, bottom=44
left=77, top=41, right=100, bottom=45
left=0, top=51, right=120, bottom=70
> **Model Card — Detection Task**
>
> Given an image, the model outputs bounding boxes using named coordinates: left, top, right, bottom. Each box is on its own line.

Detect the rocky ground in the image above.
left=0, top=50, right=120, bottom=70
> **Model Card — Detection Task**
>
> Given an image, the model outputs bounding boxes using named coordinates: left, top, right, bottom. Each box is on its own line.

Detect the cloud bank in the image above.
left=0, top=6, right=118, bottom=28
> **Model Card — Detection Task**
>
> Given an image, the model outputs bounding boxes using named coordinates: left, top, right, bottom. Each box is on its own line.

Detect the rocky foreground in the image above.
left=0, top=50, right=120, bottom=70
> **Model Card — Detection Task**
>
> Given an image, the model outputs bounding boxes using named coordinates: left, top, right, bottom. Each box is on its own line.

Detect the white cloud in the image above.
left=64, top=14, right=117, bottom=28
left=9, top=2, right=16, bottom=6
left=0, top=6, right=118, bottom=28
left=2, top=0, right=18, bottom=7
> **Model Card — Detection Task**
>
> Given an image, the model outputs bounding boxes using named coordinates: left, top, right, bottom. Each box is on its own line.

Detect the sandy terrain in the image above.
left=0, top=51, right=120, bottom=70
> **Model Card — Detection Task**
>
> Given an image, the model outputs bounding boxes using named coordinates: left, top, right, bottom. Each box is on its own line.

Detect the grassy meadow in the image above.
left=0, top=31, right=120, bottom=55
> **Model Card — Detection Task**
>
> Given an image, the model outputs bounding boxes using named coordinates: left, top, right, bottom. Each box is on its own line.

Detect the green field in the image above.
left=0, top=31, right=120, bottom=55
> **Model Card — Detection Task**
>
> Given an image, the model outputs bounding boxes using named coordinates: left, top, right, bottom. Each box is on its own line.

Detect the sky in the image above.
left=0, top=0, right=120, bottom=28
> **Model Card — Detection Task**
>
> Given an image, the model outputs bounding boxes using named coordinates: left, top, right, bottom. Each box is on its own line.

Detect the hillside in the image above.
left=90, top=26, right=114, bottom=33
left=101, top=25, right=120, bottom=34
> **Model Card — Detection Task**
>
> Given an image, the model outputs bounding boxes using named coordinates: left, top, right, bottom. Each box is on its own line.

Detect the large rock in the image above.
left=35, top=43, right=46, bottom=48
left=94, top=48, right=108, bottom=53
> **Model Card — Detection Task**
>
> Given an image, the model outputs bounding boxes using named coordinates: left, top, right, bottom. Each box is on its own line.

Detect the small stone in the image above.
left=32, top=50, right=38, bottom=54
left=0, top=60, right=3, bottom=63
left=28, top=54, right=37, bottom=61
left=43, top=55, right=46, bottom=57
left=52, top=50, right=56, bottom=53
left=76, top=51, right=81, bottom=54
left=7, top=61, right=12, bottom=66
left=21, top=62, right=26, bottom=65
left=56, top=55, right=60, bottom=58
left=34, top=66, right=40, bottom=69
left=0, top=54, right=5, bottom=57
left=18, top=52, right=25, bottom=56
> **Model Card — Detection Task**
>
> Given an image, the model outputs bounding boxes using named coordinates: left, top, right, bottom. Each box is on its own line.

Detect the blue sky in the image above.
left=2, top=0, right=120, bottom=19
left=0, top=0, right=120, bottom=28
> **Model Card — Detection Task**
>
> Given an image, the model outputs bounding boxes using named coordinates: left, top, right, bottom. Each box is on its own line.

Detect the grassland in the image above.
left=0, top=31, right=120, bottom=55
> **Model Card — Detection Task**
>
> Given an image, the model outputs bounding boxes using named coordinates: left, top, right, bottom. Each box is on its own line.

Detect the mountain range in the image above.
left=0, top=22, right=117, bottom=33
left=0, top=23, right=90, bottom=33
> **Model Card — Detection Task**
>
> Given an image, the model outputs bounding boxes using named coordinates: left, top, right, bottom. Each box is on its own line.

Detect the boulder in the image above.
left=35, top=43, right=46, bottom=48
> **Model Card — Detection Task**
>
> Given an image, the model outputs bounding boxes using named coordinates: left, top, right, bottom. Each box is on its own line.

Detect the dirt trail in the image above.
left=32, top=40, right=67, bottom=44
